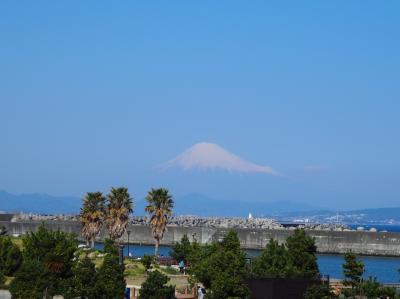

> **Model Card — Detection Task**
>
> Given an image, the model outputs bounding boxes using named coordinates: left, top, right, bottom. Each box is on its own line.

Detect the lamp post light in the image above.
left=127, top=230, right=131, bottom=258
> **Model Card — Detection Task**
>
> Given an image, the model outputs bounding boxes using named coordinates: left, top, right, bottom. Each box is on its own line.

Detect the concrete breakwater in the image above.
left=2, top=219, right=400, bottom=256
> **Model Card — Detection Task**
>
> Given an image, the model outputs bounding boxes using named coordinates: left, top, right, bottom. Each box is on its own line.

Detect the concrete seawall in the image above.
left=2, top=220, right=400, bottom=256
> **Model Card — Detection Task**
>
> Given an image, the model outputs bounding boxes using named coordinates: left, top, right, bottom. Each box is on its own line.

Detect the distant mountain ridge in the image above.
left=1, top=190, right=400, bottom=224
left=0, top=190, right=322, bottom=216
left=0, top=190, right=81, bottom=214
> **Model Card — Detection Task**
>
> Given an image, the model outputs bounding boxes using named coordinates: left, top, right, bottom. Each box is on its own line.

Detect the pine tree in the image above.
left=170, top=234, right=191, bottom=263
left=140, top=270, right=175, bottom=299
left=141, top=254, right=154, bottom=271
left=286, top=229, right=319, bottom=278
left=10, top=225, right=78, bottom=298
left=189, top=230, right=250, bottom=299
left=9, top=259, right=53, bottom=299
left=0, top=235, right=22, bottom=276
left=94, top=253, right=126, bottom=299
left=251, top=239, right=293, bottom=278
left=342, top=251, right=364, bottom=296
left=73, top=256, right=97, bottom=298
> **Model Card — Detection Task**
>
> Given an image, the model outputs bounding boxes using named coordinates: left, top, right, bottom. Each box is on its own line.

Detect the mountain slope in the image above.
left=0, top=190, right=81, bottom=214
left=163, top=142, right=280, bottom=176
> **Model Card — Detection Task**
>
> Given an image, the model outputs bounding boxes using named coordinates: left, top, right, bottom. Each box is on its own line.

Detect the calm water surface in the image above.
left=95, top=244, right=400, bottom=283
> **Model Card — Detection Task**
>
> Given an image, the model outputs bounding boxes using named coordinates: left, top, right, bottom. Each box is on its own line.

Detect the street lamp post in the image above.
left=118, top=244, right=124, bottom=266
left=127, top=230, right=131, bottom=257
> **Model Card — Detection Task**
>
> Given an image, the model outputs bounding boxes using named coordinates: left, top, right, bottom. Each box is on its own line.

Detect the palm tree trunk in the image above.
left=154, top=238, right=159, bottom=256
left=91, top=238, right=95, bottom=249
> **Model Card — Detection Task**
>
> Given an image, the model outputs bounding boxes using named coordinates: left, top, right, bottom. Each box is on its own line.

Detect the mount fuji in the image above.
left=162, top=142, right=280, bottom=176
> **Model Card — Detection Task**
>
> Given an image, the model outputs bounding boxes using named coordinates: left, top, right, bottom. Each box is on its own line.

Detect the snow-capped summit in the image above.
left=162, top=142, right=280, bottom=176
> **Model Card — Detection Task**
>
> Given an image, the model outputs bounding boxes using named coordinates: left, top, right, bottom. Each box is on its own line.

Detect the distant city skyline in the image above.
left=0, top=1, right=399, bottom=209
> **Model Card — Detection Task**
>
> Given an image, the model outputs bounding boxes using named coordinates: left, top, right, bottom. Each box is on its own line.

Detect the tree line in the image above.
left=1, top=223, right=398, bottom=298
left=1, top=185, right=399, bottom=298
left=0, top=224, right=127, bottom=298
left=169, top=230, right=399, bottom=299
left=0, top=186, right=175, bottom=298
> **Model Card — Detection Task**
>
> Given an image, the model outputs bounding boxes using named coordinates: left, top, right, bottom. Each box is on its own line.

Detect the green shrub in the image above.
left=103, top=238, right=119, bottom=255
left=304, top=283, right=336, bottom=299
left=0, top=270, right=5, bottom=287
left=63, top=256, right=98, bottom=299
left=94, top=253, right=126, bottom=299
left=360, top=276, right=396, bottom=299
left=189, top=230, right=249, bottom=299
left=9, top=224, right=78, bottom=298
left=170, top=234, right=191, bottom=263
left=9, top=259, right=52, bottom=299
left=140, top=270, right=175, bottom=299
left=0, top=236, right=22, bottom=275
left=141, top=254, right=154, bottom=271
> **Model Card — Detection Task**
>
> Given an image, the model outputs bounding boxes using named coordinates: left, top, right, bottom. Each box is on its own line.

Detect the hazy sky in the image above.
left=1, top=1, right=399, bottom=209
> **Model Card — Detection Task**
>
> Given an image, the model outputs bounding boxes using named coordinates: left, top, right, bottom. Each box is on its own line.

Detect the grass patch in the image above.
left=162, top=266, right=181, bottom=275
left=10, top=236, right=23, bottom=249
left=124, top=260, right=146, bottom=276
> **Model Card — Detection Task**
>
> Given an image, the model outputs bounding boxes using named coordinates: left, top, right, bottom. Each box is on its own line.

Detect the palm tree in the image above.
left=145, top=188, right=174, bottom=256
left=80, top=192, right=106, bottom=248
left=106, top=187, right=133, bottom=241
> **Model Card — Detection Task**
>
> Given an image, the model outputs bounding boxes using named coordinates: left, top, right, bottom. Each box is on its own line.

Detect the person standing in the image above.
left=197, top=286, right=204, bottom=299
left=179, top=260, right=185, bottom=274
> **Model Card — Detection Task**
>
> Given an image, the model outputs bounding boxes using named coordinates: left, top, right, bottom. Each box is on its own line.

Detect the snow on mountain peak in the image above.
left=162, top=142, right=280, bottom=176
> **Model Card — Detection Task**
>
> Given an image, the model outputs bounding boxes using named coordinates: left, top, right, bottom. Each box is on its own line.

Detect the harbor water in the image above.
left=95, top=243, right=400, bottom=283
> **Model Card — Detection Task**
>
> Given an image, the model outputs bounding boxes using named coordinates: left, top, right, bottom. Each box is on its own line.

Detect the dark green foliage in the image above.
left=251, top=229, right=319, bottom=279
left=304, top=283, right=336, bottom=299
left=140, top=270, right=175, bottom=299
left=0, top=236, right=22, bottom=275
left=286, top=229, right=319, bottom=278
left=94, top=253, right=126, bottom=299
left=9, top=259, right=53, bottom=299
left=360, top=276, right=396, bottom=299
left=0, top=225, right=7, bottom=236
left=103, top=238, right=118, bottom=255
left=22, top=224, right=77, bottom=278
left=376, top=286, right=396, bottom=299
left=141, top=254, right=154, bottom=271
left=188, top=243, right=218, bottom=288
left=221, top=230, right=242, bottom=252
left=9, top=224, right=78, bottom=298
left=189, top=230, right=250, bottom=299
left=0, top=270, right=5, bottom=287
left=186, top=237, right=202, bottom=266
left=170, top=234, right=191, bottom=263
left=251, top=239, right=293, bottom=278
left=360, top=276, right=380, bottom=297
left=342, top=251, right=364, bottom=292
left=64, top=256, right=98, bottom=299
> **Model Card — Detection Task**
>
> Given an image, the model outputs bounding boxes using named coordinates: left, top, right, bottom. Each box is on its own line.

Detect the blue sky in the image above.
left=0, top=1, right=399, bottom=209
